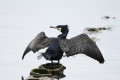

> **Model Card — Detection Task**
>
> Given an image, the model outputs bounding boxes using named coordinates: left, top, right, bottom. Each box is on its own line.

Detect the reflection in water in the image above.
left=23, top=63, right=66, bottom=80
left=21, top=76, right=24, bottom=80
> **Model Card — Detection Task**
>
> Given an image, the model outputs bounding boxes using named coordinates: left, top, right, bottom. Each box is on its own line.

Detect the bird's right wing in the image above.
left=30, top=32, right=54, bottom=53
left=22, top=32, right=54, bottom=60
left=59, top=33, right=105, bottom=63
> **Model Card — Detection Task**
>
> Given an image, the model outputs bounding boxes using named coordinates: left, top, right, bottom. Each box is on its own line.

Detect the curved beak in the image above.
left=22, top=45, right=31, bottom=60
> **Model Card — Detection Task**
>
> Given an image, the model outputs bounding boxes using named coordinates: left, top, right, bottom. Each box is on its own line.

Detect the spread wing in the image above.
left=59, top=33, right=105, bottom=63
left=22, top=32, right=54, bottom=60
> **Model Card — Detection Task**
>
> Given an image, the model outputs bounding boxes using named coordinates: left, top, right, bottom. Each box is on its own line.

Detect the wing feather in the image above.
left=59, top=33, right=105, bottom=63
left=22, top=32, right=54, bottom=60
left=29, top=32, right=54, bottom=53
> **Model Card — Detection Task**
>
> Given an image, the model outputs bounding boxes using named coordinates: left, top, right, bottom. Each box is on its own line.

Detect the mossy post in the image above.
left=26, top=63, right=66, bottom=80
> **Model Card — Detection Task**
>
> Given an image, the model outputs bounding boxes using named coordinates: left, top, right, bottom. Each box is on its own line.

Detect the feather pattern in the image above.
left=23, top=32, right=104, bottom=63
left=31, top=32, right=54, bottom=53
left=23, top=32, right=53, bottom=53
left=22, top=32, right=54, bottom=60
left=59, top=33, right=104, bottom=63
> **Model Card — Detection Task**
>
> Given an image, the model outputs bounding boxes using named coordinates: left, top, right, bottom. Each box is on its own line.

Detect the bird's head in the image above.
left=50, top=25, right=69, bottom=33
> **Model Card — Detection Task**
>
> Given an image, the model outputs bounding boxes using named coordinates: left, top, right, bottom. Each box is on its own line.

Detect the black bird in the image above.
left=22, top=25, right=105, bottom=64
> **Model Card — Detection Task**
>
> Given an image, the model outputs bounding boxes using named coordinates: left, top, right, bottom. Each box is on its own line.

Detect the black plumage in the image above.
left=22, top=25, right=105, bottom=64
left=42, top=39, right=63, bottom=64
left=42, top=25, right=68, bottom=64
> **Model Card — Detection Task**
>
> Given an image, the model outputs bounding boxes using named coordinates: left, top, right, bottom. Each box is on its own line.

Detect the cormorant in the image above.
left=22, top=25, right=105, bottom=64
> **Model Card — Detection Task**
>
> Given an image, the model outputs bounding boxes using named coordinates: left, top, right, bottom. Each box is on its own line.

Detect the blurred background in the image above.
left=0, top=0, right=120, bottom=80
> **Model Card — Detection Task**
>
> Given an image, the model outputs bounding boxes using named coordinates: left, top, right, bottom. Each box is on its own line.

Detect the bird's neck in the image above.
left=57, top=31, right=68, bottom=39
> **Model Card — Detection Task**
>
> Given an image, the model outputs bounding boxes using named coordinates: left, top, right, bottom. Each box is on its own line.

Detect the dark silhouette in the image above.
left=21, top=76, right=24, bottom=80
left=42, top=25, right=68, bottom=64
left=22, top=25, right=105, bottom=64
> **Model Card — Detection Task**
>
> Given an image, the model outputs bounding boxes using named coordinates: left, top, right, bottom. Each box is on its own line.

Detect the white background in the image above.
left=0, top=0, right=120, bottom=80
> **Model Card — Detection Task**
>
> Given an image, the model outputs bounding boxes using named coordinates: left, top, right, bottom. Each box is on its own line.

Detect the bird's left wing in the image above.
left=59, top=33, right=105, bottom=63
left=22, top=32, right=54, bottom=60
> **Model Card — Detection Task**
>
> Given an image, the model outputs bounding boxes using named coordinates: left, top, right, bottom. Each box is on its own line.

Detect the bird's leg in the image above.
left=51, top=60, right=54, bottom=66
left=51, top=60, right=55, bottom=69
left=58, top=60, right=60, bottom=65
